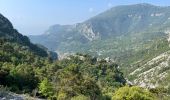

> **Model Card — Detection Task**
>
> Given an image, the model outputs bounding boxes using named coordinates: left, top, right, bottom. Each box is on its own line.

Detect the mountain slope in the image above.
left=0, top=14, right=49, bottom=57
left=129, top=50, right=170, bottom=88
left=0, top=13, right=58, bottom=94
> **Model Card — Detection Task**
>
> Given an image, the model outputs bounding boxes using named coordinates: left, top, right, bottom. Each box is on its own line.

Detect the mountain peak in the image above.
left=110, top=3, right=157, bottom=10
left=135, top=3, right=154, bottom=6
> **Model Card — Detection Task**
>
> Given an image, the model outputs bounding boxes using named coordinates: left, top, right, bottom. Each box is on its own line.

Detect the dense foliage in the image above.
left=0, top=39, right=126, bottom=99
left=112, top=86, right=156, bottom=100
left=0, top=38, right=159, bottom=99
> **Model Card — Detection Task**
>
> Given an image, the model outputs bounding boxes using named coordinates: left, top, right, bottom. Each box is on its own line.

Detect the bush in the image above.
left=112, top=86, right=156, bottom=100
left=71, top=95, right=89, bottom=100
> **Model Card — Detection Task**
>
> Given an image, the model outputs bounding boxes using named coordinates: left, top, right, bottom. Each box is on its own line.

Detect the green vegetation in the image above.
left=1, top=4, right=170, bottom=99
left=0, top=35, right=126, bottom=99
left=0, top=40, right=158, bottom=100
left=0, top=35, right=161, bottom=99
left=112, top=86, right=156, bottom=100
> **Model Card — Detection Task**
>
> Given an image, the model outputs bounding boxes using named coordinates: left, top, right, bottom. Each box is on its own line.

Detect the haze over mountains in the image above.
left=30, top=3, right=170, bottom=88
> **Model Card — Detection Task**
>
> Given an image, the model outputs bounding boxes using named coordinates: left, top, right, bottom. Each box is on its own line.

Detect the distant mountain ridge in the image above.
left=30, top=3, right=170, bottom=51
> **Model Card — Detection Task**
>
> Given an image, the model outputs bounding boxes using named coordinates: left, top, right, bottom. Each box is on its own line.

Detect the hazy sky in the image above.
left=0, top=0, right=169, bottom=35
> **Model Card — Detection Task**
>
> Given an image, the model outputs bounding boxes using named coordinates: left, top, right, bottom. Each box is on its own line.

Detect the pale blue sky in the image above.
left=0, top=0, right=169, bottom=35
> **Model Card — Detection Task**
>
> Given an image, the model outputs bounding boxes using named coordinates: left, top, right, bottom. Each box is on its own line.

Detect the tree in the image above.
left=38, top=78, right=54, bottom=98
left=112, top=86, right=156, bottom=100
left=71, top=95, right=89, bottom=100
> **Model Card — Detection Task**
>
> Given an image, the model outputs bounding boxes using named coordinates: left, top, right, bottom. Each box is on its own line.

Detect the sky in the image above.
left=0, top=0, right=169, bottom=35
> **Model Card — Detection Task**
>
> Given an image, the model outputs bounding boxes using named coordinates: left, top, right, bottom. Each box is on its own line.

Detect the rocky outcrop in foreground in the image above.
left=0, top=91, right=44, bottom=100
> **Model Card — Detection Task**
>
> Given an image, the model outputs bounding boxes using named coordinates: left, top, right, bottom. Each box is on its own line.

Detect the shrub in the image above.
left=112, top=86, right=156, bottom=100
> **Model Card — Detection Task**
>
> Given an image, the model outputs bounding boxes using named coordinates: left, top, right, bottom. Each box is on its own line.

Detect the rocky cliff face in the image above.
left=129, top=51, right=170, bottom=88
left=76, top=23, right=100, bottom=41
left=0, top=90, right=43, bottom=100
